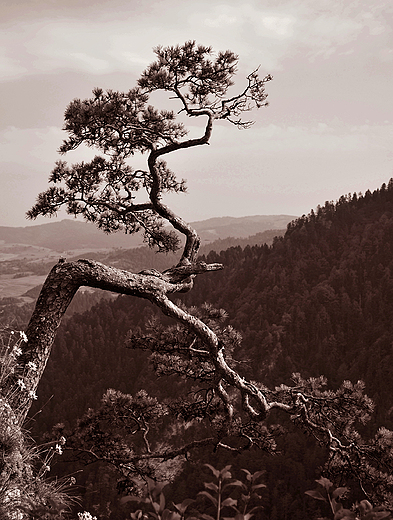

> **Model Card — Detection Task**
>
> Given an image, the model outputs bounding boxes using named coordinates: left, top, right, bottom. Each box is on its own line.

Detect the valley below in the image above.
left=0, top=215, right=292, bottom=301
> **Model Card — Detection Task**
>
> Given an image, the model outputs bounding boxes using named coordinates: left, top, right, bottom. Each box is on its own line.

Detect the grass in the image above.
left=0, top=328, right=77, bottom=519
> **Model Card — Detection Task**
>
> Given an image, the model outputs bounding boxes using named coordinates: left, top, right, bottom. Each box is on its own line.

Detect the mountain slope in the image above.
left=24, top=179, right=393, bottom=518
left=0, top=215, right=296, bottom=252
left=193, top=214, right=295, bottom=243
left=0, top=216, right=292, bottom=300
left=30, top=181, right=393, bottom=429
left=0, top=219, right=144, bottom=251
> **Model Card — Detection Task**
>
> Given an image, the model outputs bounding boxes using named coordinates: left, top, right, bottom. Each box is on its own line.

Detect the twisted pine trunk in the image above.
left=8, top=258, right=223, bottom=424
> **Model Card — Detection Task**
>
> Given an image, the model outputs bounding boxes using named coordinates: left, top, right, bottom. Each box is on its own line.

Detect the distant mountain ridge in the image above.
left=0, top=215, right=296, bottom=252
left=193, top=214, right=295, bottom=244
left=0, top=216, right=293, bottom=301
left=0, top=219, right=143, bottom=251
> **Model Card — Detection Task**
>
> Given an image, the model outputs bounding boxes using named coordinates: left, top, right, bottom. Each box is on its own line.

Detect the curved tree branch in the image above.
left=10, top=254, right=287, bottom=429
left=9, top=258, right=222, bottom=422
left=147, top=110, right=214, bottom=264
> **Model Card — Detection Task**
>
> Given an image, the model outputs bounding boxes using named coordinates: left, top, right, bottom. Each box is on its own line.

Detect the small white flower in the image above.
left=78, top=512, right=97, bottom=520
left=59, top=435, right=66, bottom=445
left=44, top=465, right=50, bottom=472
left=55, top=444, right=63, bottom=455
left=13, top=347, right=22, bottom=357
left=17, top=379, right=26, bottom=390
left=19, top=331, right=28, bottom=342
left=27, top=361, right=37, bottom=371
left=28, top=390, right=38, bottom=400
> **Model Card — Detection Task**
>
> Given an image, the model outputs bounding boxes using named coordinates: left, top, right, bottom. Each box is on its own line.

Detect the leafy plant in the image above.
left=236, top=468, right=267, bottom=520
left=305, top=477, right=391, bottom=520
left=0, top=328, right=75, bottom=519
left=120, top=465, right=266, bottom=520
left=121, top=476, right=194, bottom=520
left=197, top=464, right=237, bottom=520
left=197, top=464, right=265, bottom=520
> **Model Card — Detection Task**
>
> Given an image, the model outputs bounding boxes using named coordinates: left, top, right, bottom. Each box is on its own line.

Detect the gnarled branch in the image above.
left=9, top=258, right=222, bottom=422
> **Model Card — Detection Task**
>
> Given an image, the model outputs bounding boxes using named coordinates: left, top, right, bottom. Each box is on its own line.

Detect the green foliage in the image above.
left=27, top=155, right=183, bottom=252
left=24, top=180, right=393, bottom=516
left=138, top=42, right=238, bottom=108
left=127, top=302, right=241, bottom=384
left=60, top=86, right=186, bottom=155
left=68, top=387, right=169, bottom=479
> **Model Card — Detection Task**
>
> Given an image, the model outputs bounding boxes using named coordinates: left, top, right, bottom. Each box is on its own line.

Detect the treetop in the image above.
left=27, top=41, right=272, bottom=261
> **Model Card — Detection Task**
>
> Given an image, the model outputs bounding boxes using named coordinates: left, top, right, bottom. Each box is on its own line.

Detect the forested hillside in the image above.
left=193, top=183, right=393, bottom=428
left=24, top=180, right=393, bottom=518
left=0, top=224, right=284, bottom=303
left=0, top=215, right=293, bottom=252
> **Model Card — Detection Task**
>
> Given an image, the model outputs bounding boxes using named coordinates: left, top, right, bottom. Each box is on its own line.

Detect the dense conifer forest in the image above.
left=4, top=180, right=393, bottom=518
left=3, top=180, right=393, bottom=520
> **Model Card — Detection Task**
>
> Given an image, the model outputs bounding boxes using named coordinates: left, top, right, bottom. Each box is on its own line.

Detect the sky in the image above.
left=0, top=0, right=392, bottom=227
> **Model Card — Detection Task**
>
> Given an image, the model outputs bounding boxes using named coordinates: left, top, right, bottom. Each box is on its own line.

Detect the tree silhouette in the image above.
left=2, top=42, right=391, bottom=507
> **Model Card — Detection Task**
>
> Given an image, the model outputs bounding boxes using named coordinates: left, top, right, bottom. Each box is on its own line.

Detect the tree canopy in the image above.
left=27, top=41, right=272, bottom=260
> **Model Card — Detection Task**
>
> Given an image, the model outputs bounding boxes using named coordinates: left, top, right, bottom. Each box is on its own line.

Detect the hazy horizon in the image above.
left=0, top=213, right=299, bottom=230
left=1, top=0, right=392, bottom=227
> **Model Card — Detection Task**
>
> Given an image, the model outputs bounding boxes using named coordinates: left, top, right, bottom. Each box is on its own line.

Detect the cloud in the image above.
left=262, top=15, right=296, bottom=38
left=0, top=124, right=106, bottom=226
left=0, top=126, right=59, bottom=166
left=1, top=116, right=391, bottom=227
left=204, top=6, right=239, bottom=28
left=0, top=52, right=27, bottom=80
left=299, top=17, right=362, bottom=58
left=212, top=120, right=393, bottom=156
left=0, top=0, right=390, bottom=83
left=0, top=18, right=154, bottom=81
left=148, top=118, right=393, bottom=205
left=192, top=1, right=391, bottom=70
left=28, top=20, right=151, bottom=75
left=0, top=125, right=99, bottom=169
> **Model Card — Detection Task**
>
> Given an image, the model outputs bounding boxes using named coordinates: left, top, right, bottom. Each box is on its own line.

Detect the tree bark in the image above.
left=10, top=258, right=223, bottom=424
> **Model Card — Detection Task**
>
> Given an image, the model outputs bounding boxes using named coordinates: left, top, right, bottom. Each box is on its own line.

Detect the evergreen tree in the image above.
left=2, top=41, right=393, bottom=516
